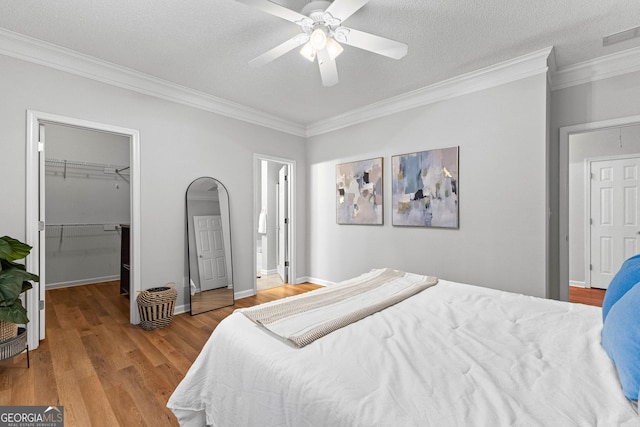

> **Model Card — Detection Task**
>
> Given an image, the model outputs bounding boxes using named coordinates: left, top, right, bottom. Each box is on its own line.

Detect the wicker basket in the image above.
left=0, top=320, right=18, bottom=343
left=136, top=284, right=177, bottom=330
left=0, top=327, right=27, bottom=362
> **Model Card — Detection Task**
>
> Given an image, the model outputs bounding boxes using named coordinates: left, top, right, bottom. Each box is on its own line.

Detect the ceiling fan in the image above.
left=237, top=0, right=408, bottom=87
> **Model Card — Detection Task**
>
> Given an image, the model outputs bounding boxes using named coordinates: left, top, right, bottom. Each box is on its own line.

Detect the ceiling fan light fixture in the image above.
left=322, top=11, right=341, bottom=27
left=240, top=0, right=408, bottom=86
left=333, top=27, right=349, bottom=43
left=300, top=41, right=317, bottom=62
left=297, top=17, right=314, bottom=30
left=310, top=28, right=328, bottom=50
left=325, top=37, right=344, bottom=60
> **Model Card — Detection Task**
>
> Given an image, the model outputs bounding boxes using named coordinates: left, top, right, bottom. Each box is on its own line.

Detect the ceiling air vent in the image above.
left=603, top=26, right=640, bottom=47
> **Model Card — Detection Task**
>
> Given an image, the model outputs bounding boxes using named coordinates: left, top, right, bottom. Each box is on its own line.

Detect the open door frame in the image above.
left=25, top=110, right=141, bottom=350
left=559, top=113, right=640, bottom=303
left=252, top=154, right=296, bottom=296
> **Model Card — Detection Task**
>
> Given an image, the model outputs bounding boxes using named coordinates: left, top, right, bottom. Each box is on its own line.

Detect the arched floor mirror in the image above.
left=186, top=177, right=234, bottom=314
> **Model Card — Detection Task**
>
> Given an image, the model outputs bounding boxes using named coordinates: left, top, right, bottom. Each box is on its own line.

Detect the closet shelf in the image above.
left=45, top=223, right=125, bottom=240
left=45, top=158, right=130, bottom=179
left=45, top=223, right=125, bottom=228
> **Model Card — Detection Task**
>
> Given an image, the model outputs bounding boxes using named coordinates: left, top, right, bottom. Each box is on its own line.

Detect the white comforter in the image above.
left=167, top=279, right=640, bottom=427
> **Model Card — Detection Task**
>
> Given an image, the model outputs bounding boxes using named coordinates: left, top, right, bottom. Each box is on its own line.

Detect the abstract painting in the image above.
left=392, top=147, right=459, bottom=228
left=336, top=157, right=383, bottom=225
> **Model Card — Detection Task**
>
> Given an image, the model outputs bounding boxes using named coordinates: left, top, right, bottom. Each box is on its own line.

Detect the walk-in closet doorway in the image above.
left=26, top=111, right=141, bottom=350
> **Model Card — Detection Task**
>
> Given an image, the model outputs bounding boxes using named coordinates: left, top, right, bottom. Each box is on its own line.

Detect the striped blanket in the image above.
left=240, top=268, right=438, bottom=347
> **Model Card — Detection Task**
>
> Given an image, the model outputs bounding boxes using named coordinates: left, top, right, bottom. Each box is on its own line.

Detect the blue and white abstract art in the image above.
left=392, top=147, right=459, bottom=228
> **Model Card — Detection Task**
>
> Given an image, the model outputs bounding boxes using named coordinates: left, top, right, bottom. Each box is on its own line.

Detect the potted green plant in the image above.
left=0, top=236, right=39, bottom=342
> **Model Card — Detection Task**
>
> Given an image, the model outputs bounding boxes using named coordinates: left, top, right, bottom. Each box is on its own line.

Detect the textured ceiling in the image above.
left=0, top=0, right=638, bottom=125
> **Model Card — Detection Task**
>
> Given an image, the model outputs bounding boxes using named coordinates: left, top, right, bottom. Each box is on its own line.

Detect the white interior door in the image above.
left=590, top=157, right=640, bottom=289
left=194, top=215, right=228, bottom=290
left=277, top=166, right=289, bottom=283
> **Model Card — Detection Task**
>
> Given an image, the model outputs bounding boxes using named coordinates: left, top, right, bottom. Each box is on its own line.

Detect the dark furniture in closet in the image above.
left=120, top=224, right=130, bottom=296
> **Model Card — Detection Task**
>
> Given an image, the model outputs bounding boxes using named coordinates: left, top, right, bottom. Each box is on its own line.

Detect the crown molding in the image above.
left=546, top=47, right=558, bottom=88
left=0, top=28, right=306, bottom=137
left=549, top=45, right=640, bottom=91
left=306, top=47, right=554, bottom=136
left=6, top=25, right=637, bottom=138
left=0, top=28, right=554, bottom=138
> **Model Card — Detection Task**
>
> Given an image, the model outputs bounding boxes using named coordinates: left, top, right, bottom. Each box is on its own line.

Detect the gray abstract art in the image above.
left=336, top=157, right=383, bottom=225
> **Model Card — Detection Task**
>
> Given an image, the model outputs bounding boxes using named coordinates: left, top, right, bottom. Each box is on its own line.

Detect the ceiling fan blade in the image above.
left=317, top=48, right=339, bottom=87
left=249, top=34, right=309, bottom=67
left=338, top=27, right=408, bottom=59
left=236, top=0, right=308, bottom=24
left=325, top=0, right=370, bottom=22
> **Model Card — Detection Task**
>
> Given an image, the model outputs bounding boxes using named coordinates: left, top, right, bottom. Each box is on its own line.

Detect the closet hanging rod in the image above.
left=45, top=223, right=125, bottom=228
left=45, top=158, right=129, bottom=171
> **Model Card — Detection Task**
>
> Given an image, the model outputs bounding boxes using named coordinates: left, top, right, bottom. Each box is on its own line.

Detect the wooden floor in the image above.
left=569, top=286, right=606, bottom=307
left=0, top=280, right=321, bottom=427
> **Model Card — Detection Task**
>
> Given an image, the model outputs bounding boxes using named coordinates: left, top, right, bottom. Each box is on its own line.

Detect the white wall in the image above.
left=45, top=123, right=130, bottom=287
left=307, top=74, right=549, bottom=297
left=550, top=70, right=640, bottom=300
left=0, top=54, right=307, bottom=312
left=568, top=125, right=640, bottom=286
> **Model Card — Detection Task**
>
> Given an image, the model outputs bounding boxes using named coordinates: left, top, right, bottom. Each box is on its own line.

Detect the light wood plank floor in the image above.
left=0, top=280, right=321, bottom=427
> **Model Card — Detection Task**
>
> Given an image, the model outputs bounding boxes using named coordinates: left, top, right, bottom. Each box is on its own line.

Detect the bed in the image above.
left=167, top=268, right=640, bottom=426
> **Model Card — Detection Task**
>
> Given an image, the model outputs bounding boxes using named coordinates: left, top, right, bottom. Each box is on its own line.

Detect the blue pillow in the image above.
left=601, top=282, right=640, bottom=401
left=602, top=253, right=640, bottom=321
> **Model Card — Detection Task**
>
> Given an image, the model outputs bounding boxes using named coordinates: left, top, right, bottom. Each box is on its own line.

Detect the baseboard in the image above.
left=260, top=268, right=278, bottom=275
left=175, top=288, right=272, bottom=310
left=174, top=304, right=189, bottom=315
left=235, top=289, right=256, bottom=300
left=302, top=276, right=335, bottom=287
left=569, top=281, right=587, bottom=288
left=46, top=275, right=120, bottom=289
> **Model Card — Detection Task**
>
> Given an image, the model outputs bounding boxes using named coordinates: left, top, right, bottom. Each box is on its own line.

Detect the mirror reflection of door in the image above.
left=186, top=177, right=234, bottom=315
left=193, top=215, right=228, bottom=291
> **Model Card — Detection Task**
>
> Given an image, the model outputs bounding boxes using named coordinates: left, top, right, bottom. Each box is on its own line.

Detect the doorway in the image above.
left=254, top=154, right=296, bottom=292
left=26, top=111, right=141, bottom=350
left=562, top=117, right=640, bottom=300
